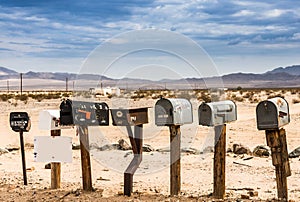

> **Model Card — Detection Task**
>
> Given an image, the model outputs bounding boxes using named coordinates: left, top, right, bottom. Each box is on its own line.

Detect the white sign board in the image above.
left=34, top=136, right=72, bottom=163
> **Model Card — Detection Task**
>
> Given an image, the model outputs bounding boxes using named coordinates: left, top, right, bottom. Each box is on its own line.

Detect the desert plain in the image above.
left=0, top=88, right=300, bottom=201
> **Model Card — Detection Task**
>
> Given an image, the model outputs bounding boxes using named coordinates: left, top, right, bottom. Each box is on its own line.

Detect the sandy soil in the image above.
left=0, top=91, right=300, bottom=201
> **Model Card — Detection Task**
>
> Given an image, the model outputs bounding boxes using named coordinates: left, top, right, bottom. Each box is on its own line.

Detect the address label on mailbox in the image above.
left=34, top=136, right=72, bottom=163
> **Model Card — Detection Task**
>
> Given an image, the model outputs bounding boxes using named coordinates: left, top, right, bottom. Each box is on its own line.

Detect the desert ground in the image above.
left=0, top=89, right=300, bottom=201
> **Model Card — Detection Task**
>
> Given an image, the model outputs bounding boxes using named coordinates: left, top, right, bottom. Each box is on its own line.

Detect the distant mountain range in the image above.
left=1, top=65, right=300, bottom=89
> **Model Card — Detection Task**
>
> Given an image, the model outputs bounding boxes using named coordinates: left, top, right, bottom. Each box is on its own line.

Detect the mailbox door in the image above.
left=10, top=112, right=30, bottom=132
left=155, top=99, right=173, bottom=126
left=60, top=99, right=73, bottom=125
left=95, top=103, right=109, bottom=126
left=198, top=103, right=213, bottom=126
left=256, top=101, right=278, bottom=130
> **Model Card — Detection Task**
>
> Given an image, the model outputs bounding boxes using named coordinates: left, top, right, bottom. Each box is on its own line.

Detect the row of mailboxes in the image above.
left=38, top=97, right=290, bottom=130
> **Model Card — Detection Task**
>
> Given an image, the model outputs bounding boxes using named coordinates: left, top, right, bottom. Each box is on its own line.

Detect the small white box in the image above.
left=34, top=136, right=72, bottom=163
left=39, top=110, right=60, bottom=130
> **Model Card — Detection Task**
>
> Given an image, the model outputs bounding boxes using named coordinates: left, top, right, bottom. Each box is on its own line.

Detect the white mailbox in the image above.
left=155, top=98, right=193, bottom=126
left=256, top=97, right=290, bottom=130
left=198, top=100, right=237, bottom=126
left=39, top=110, right=60, bottom=130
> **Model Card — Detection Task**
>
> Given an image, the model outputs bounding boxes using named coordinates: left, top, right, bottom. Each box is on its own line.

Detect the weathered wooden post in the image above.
left=51, top=129, right=62, bottom=189
left=155, top=98, right=193, bottom=196
left=110, top=108, right=149, bottom=196
left=9, top=112, right=31, bottom=186
left=198, top=100, right=237, bottom=199
left=60, top=99, right=109, bottom=191
left=256, top=97, right=291, bottom=201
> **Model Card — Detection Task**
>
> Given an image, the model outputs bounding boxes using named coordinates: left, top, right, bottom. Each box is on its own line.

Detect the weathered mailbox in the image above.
left=111, top=108, right=148, bottom=126
left=155, top=98, right=193, bottom=126
left=59, top=99, right=109, bottom=126
left=10, top=112, right=31, bottom=132
left=60, top=99, right=73, bottom=125
left=39, top=110, right=60, bottom=130
left=110, top=107, right=149, bottom=196
left=256, top=97, right=290, bottom=130
left=198, top=100, right=237, bottom=126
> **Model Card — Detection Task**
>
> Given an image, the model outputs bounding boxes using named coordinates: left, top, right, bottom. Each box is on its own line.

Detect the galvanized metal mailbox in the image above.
left=256, top=97, right=290, bottom=130
left=60, top=99, right=73, bottom=125
left=155, top=98, right=193, bottom=126
left=10, top=112, right=31, bottom=132
left=111, top=108, right=148, bottom=126
left=39, top=110, right=60, bottom=130
left=198, top=100, right=237, bottom=126
left=59, top=99, right=109, bottom=126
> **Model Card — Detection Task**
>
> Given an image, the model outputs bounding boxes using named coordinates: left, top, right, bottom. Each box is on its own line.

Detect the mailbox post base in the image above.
left=19, top=131, right=28, bottom=186
left=265, top=129, right=291, bottom=201
left=213, top=124, right=226, bottom=199
left=124, top=125, right=143, bottom=196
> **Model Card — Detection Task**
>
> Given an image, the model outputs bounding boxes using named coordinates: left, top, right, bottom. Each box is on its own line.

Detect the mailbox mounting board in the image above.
left=111, top=108, right=149, bottom=126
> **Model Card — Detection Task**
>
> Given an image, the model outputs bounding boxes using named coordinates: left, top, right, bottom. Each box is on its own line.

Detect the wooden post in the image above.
left=169, top=125, right=181, bottom=196
left=124, top=125, right=143, bottom=196
left=78, top=125, right=93, bottom=191
left=213, top=124, right=226, bottom=199
left=265, top=129, right=290, bottom=201
left=51, top=129, right=61, bottom=189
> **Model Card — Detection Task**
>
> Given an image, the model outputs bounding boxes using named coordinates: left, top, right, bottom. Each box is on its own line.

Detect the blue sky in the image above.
left=0, top=0, right=300, bottom=79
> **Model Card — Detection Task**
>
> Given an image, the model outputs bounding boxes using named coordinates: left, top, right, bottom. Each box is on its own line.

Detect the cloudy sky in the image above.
left=0, top=0, right=299, bottom=79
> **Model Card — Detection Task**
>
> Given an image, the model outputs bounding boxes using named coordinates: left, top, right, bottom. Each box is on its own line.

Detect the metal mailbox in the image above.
left=60, top=99, right=109, bottom=126
left=256, top=97, right=290, bottom=130
left=60, top=99, right=73, bottom=125
left=155, top=98, right=193, bottom=126
left=10, top=112, right=31, bottom=132
left=39, top=110, right=60, bottom=130
left=111, top=108, right=148, bottom=126
left=198, top=100, right=237, bottom=126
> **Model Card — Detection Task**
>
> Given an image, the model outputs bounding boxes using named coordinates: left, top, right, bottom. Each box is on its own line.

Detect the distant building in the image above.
left=95, top=86, right=120, bottom=97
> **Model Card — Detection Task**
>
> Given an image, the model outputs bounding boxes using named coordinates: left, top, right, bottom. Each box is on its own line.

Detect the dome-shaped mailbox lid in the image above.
left=155, top=98, right=193, bottom=126
left=256, top=97, right=290, bottom=130
left=198, top=100, right=237, bottom=126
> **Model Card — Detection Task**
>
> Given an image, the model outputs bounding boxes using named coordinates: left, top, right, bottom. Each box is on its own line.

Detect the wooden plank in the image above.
left=78, top=125, right=93, bottom=191
left=169, top=125, right=181, bottom=196
left=124, top=124, right=143, bottom=196
left=51, top=129, right=61, bottom=189
left=213, top=124, right=226, bottom=199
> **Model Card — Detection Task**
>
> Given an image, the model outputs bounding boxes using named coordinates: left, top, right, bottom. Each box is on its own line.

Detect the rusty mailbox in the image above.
left=198, top=100, right=237, bottom=126
left=256, top=97, right=290, bottom=130
left=59, top=99, right=109, bottom=126
left=10, top=112, right=31, bottom=132
left=110, top=108, right=148, bottom=126
left=155, top=98, right=193, bottom=126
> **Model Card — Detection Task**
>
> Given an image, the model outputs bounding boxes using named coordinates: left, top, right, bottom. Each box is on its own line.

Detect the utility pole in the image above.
left=66, top=77, right=68, bottom=92
left=20, top=73, right=23, bottom=95
left=7, top=80, right=9, bottom=93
